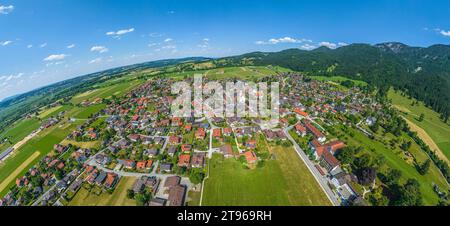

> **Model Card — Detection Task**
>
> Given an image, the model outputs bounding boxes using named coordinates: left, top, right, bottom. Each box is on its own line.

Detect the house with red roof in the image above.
left=178, top=154, right=191, bottom=167
left=242, top=151, right=258, bottom=164
left=304, top=121, right=326, bottom=142
left=294, top=108, right=308, bottom=117
left=181, top=144, right=192, bottom=152
left=223, top=127, right=232, bottom=136
left=212, top=128, right=222, bottom=138
left=195, top=128, right=206, bottom=139
left=295, top=123, right=307, bottom=137
left=169, top=136, right=181, bottom=144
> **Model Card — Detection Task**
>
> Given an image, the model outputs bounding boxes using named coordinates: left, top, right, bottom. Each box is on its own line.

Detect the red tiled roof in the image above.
left=243, top=151, right=258, bottom=163
left=294, top=108, right=308, bottom=117
left=304, top=122, right=324, bottom=139
left=178, top=154, right=191, bottom=167
left=212, top=128, right=221, bottom=137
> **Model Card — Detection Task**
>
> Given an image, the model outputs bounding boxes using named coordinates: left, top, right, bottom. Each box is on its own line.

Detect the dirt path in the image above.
left=0, top=151, right=41, bottom=193
left=402, top=116, right=449, bottom=164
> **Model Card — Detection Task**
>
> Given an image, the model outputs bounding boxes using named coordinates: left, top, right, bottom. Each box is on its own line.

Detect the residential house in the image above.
left=178, top=154, right=191, bottom=167
left=160, top=163, right=172, bottom=172
left=220, top=144, right=234, bottom=158
left=295, top=123, right=307, bottom=137
left=168, top=185, right=186, bottom=206
left=304, top=121, right=326, bottom=143
left=242, top=151, right=258, bottom=164
left=195, top=128, right=206, bottom=139
left=191, top=152, right=205, bottom=168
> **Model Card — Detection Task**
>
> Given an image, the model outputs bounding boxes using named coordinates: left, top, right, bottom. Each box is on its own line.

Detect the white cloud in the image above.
left=90, top=46, right=109, bottom=53
left=255, top=37, right=307, bottom=45
left=338, top=42, right=349, bottom=46
left=149, top=32, right=163, bottom=38
left=440, top=30, right=450, bottom=37
left=319, top=41, right=337, bottom=49
left=162, top=45, right=176, bottom=49
left=198, top=38, right=210, bottom=49
left=148, top=43, right=159, bottom=47
left=89, top=58, right=103, bottom=64
left=1, top=40, right=12, bottom=46
left=0, top=5, right=14, bottom=14
left=40, top=43, right=47, bottom=48
left=67, top=44, right=76, bottom=49
left=300, top=44, right=316, bottom=50
left=106, top=28, right=135, bottom=38
left=164, top=38, right=173, bottom=42
left=43, top=54, right=68, bottom=61
left=0, top=73, right=23, bottom=82
left=27, top=44, right=33, bottom=48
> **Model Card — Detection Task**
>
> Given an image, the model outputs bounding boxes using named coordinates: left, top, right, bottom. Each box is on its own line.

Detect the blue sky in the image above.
left=1, top=0, right=450, bottom=101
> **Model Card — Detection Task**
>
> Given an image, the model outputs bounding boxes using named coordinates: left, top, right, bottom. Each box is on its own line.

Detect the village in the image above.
left=0, top=72, right=385, bottom=206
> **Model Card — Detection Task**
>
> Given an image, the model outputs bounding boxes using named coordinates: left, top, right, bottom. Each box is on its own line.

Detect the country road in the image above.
left=284, top=127, right=340, bottom=206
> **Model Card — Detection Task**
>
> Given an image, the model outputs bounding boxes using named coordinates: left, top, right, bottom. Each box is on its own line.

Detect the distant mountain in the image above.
left=218, top=43, right=450, bottom=119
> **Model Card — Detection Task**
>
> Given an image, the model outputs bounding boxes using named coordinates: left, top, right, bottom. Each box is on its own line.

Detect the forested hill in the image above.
left=217, top=43, right=450, bottom=121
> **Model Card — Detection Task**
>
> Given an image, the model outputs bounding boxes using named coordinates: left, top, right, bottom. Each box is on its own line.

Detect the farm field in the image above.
left=336, top=125, right=448, bottom=205
left=309, top=75, right=368, bottom=87
left=0, top=105, right=72, bottom=153
left=388, top=89, right=450, bottom=161
left=70, top=79, right=142, bottom=104
left=164, top=66, right=291, bottom=80
left=0, top=104, right=106, bottom=197
left=202, top=146, right=330, bottom=206
left=0, top=151, right=40, bottom=193
left=68, top=177, right=137, bottom=206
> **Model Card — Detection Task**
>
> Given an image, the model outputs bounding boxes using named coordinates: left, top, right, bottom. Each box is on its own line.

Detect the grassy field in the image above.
left=165, top=66, right=291, bottom=80
left=0, top=151, right=40, bottom=193
left=309, top=75, right=368, bottom=86
left=60, top=140, right=101, bottom=149
left=336, top=125, right=448, bottom=205
left=70, top=80, right=141, bottom=104
left=69, top=177, right=136, bottom=206
left=388, top=89, right=450, bottom=161
left=202, top=146, right=331, bottom=206
left=0, top=118, right=40, bottom=152
left=0, top=105, right=72, bottom=153
left=0, top=105, right=105, bottom=197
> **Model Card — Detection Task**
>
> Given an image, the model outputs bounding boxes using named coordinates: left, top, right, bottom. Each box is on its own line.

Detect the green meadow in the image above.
left=202, top=146, right=330, bottom=206
left=388, top=89, right=450, bottom=161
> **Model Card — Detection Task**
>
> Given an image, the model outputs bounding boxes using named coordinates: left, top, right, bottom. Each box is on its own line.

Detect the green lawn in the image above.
left=69, top=177, right=137, bottom=206
left=388, top=89, right=450, bottom=161
left=202, top=146, right=331, bottom=206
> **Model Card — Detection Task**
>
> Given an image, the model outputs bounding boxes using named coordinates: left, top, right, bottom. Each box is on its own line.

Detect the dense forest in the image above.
left=217, top=42, right=450, bottom=121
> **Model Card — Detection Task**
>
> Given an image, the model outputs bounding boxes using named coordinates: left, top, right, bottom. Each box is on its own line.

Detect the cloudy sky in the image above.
left=1, top=0, right=450, bottom=101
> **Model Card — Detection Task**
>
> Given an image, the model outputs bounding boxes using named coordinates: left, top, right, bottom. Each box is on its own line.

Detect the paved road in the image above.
left=284, top=127, right=340, bottom=206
